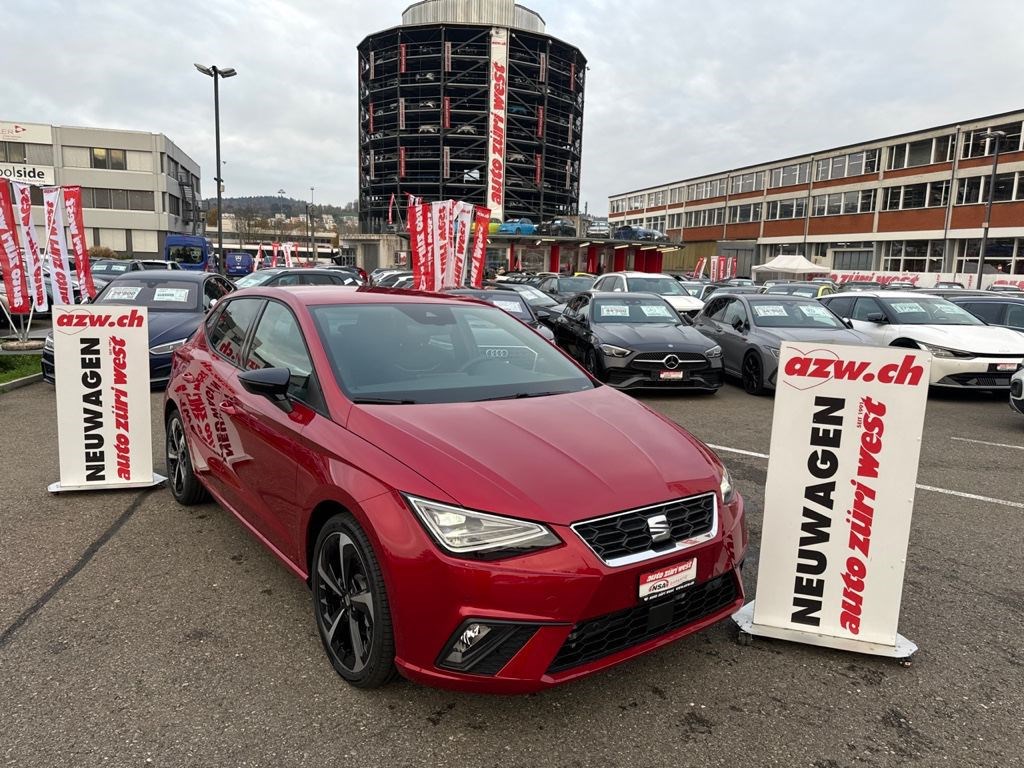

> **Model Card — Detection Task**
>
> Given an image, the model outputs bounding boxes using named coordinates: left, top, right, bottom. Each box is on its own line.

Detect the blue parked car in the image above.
left=41, top=271, right=235, bottom=388
left=498, top=217, right=537, bottom=235
left=224, top=251, right=255, bottom=278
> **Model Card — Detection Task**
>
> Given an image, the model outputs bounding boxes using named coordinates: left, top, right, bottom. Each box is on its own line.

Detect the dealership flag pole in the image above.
left=732, top=342, right=930, bottom=660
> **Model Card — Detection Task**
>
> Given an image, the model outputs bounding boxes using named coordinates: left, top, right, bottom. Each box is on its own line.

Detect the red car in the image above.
left=164, top=287, right=747, bottom=693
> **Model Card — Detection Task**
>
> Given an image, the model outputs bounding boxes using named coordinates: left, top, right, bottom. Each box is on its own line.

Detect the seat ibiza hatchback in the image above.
left=164, top=287, right=746, bottom=693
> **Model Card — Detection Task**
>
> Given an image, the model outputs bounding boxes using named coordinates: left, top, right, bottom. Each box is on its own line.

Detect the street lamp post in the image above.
left=975, top=130, right=1006, bottom=288
left=309, top=187, right=315, bottom=265
left=194, top=63, right=237, bottom=275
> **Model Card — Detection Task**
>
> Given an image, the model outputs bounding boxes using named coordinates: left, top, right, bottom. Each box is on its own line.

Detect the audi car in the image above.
left=445, top=288, right=555, bottom=341
left=552, top=292, right=723, bottom=392
left=820, top=291, right=1024, bottom=389
left=163, top=287, right=746, bottom=693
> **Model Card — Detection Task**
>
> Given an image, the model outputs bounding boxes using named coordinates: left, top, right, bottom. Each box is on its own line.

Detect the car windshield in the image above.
left=677, top=282, right=704, bottom=297
left=92, top=261, right=132, bottom=276
left=768, top=285, right=818, bottom=298
left=235, top=271, right=279, bottom=288
left=510, top=285, right=558, bottom=306
left=628, top=277, right=685, bottom=295
left=879, top=297, right=985, bottom=325
left=169, top=246, right=205, bottom=266
left=311, top=303, right=595, bottom=404
left=95, top=280, right=201, bottom=312
left=592, top=297, right=680, bottom=325
left=455, top=292, right=531, bottom=320
left=748, top=300, right=845, bottom=329
left=556, top=277, right=595, bottom=292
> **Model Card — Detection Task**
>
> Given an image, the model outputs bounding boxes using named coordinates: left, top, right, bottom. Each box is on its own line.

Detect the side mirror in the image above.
left=731, top=317, right=746, bottom=332
left=842, top=318, right=854, bottom=329
left=865, top=312, right=887, bottom=323
left=238, top=367, right=293, bottom=412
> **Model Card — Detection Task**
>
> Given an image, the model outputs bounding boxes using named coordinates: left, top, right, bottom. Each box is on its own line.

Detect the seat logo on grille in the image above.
left=646, top=513, right=671, bottom=542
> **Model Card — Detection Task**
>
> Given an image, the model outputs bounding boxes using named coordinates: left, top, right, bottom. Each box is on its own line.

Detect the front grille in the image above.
left=572, top=493, right=716, bottom=566
left=630, top=352, right=708, bottom=371
left=547, top=573, right=738, bottom=673
left=943, top=372, right=1011, bottom=387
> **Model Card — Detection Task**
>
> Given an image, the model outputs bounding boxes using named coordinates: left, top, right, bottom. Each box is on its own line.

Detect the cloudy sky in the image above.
left=8, top=0, right=1024, bottom=213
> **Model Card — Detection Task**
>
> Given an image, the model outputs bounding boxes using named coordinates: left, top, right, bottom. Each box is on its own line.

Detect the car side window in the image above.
left=607, top=276, right=623, bottom=291
left=851, top=297, right=885, bottom=321
left=1005, top=304, right=1024, bottom=329
left=244, top=301, right=323, bottom=409
left=276, top=274, right=302, bottom=286
left=708, top=298, right=731, bottom=321
left=961, top=302, right=1004, bottom=325
left=564, top=295, right=583, bottom=321
left=825, top=296, right=854, bottom=318
left=203, top=276, right=231, bottom=310
left=576, top=295, right=591, bottom=323
left=593, top=276, right=607, bottom=291
left=721, top=300, right=747, bottom=328
left=301, top=273, right=337, bottom=286
left=207, top=298, right=264, bottom=367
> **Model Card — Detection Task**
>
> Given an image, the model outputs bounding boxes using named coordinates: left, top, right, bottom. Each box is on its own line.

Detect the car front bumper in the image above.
left=362, top=491, right=747, bottom=694
left=930, top=356, right=1024, bottom=389
left=602, top=352, right=724, bottom=392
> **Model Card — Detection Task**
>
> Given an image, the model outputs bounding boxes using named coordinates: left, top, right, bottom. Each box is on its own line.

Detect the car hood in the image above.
left=147, top=311, right=203, bottom=348
left=661, top=294, right=704, bottom=312
left=596, top=323, right=715, bottom=352
left=346, top=386, right=722, bottom=525
left=891, top=324, right=1024, bottom=354
left=757, top=327, right=871, bottom=346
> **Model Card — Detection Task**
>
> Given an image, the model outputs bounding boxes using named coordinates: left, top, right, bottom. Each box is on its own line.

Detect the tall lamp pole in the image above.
left=309, top=187, right=315, bottom=265
left=975, top=130, right=1006, bottom=288
left=194, top=63, right=237, bottom=275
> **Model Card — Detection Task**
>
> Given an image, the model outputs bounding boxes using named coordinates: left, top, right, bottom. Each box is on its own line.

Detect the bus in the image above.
left=165, top=235, right=212, bottom=271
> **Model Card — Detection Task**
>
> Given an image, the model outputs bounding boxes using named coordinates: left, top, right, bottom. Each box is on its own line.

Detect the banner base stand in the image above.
left=48, top=473, right=166, bottom=494
left=731, top=601, right=917, bottom=660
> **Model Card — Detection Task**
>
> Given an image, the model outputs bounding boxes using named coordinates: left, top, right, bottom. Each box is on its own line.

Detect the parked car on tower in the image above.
left=552, top=292, right=723, bottom=392
left=163, top=287, right=747, bottom=692
left=498, top=218, right=537, bottom=235
left=537, top=219, right=577, bottom=237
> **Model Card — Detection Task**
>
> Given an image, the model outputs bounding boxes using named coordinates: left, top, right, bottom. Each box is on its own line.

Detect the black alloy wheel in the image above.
left=742, top=352, right=765, bottom=396
left=584, top=348, right=604, bottom=381
left=312, top=515, right=396, bottom=688
left=165, top=410, right=209, bottom=505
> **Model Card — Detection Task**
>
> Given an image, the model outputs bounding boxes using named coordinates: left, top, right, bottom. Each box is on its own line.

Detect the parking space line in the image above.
left=706, top=443, right=1024, bottom=510
left=951, top=436, right=1024, bottom=451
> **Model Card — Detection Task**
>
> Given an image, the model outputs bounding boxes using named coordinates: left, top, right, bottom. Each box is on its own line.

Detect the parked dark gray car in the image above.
left=692, top=293, right=869, bottom=394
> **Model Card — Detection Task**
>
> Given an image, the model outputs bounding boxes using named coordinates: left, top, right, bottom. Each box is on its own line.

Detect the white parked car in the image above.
left=820, top=291, right=1024, bottom=389
left=592, top=271, right=704, bottom=319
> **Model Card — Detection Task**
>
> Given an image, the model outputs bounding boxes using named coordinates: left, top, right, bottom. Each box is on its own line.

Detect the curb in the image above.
left=0, top=372, right=43, bottom=393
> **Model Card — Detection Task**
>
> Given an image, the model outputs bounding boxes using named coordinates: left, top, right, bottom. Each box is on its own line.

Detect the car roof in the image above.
left=234, top=286, right=480, bottom=306
left=584, top=290, right=667, bottom=300
left=823, top=290, right=924, bottom=298
left=945, top=293, right=1024, bottom=301
left=600, top=271, right=670, bottom=278
left=106, top=270, right=213, bottom=283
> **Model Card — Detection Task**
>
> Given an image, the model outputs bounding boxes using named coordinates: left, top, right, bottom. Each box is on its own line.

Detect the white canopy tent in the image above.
left=751, top=254, right=826, bottom=275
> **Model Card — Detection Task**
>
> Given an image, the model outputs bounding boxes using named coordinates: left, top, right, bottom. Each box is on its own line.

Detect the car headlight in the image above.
left=918, top=343, right=971, bottom=359
left=44, top=334, right=54, bottom=352
left=720, top=465, right=735, bottom=504
left=766, top=347, right=781, bottom=359
left=405, top=496, right=561, bottom=558
left=599, top=343, right=631, bottom=358
left=705, top=344, right=722, bottom=359
left=149, top=339, right=188, bottom=355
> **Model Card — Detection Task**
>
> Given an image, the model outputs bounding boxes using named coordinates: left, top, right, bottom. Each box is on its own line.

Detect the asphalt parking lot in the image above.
left=1, top=378, right=1022, bottom=767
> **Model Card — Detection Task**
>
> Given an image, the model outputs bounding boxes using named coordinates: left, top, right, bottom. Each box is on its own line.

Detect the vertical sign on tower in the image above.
left=487, top=27, right=509, bottom=223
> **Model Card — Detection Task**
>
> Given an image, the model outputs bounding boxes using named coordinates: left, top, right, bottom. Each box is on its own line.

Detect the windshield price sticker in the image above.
left=641, top=304, right=674, bottom=318
left=493, top=300, right=523, bottom=313
left=891, top=302, right=924, bottom=313
left=600, top=304, right=630, bottom=317
left=639, top=558, right=696, bottom=601
left=800, top=304, right=831, bottom=318
left=153, top=288, right=191, bottom=303
left=105, top=286, right=142, bottom=301
left=753, top=305, right=789, bottom=317
left=110, top=264, right=129, bottom=272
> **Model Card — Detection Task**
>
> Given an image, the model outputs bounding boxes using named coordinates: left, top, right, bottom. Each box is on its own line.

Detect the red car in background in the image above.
left=164, top=287, right=746, bottom=693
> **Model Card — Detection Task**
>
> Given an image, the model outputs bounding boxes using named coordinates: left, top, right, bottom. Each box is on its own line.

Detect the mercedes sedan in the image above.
left=551, top=292, right=723, bottom=392
left=164, top=287, right=746, bottom=693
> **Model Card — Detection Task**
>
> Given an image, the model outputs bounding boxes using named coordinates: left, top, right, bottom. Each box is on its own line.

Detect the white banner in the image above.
left=451, top=201, right=474, bottom=287
left=0, top=163, right=55, bottom=185
left=0, top=121, right=53, bottom=144
left=12, top=182, right=47, bottom=311
left=431, top=201, right=449, bottom=291
left=828, top=269, right=1024, bottom=291
left=738, top=342, right=930, bottom=657
left=42, top=186, right=75, bottom=304
left=487, top=27, right=509, bottom=223
left=51, top=305, right=156, bottom=491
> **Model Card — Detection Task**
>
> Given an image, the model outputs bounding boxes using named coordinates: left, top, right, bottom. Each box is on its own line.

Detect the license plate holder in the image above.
left=639, top=558, right=696, bottom=602
left=659, top=370, right=686, bottom=381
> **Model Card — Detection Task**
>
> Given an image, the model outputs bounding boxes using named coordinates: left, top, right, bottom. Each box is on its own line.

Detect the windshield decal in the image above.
left=599, top=304, right=630, bottom=317
left=153, top=288, right=191, bottom=302
left=753, top=304, right=789, bottom=317
left=104, top=286, right=142, bottom=301
left=640, top=304, right=674, bottom=317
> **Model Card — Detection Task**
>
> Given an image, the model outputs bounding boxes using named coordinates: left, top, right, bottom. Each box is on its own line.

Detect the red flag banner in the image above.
left=693, top=257, right=706, bottom=279
left=469, top=206, right=490, bottom=288
left=256, top=242, right=265, bottom=270
left=727, top=256, right=737, bottom=279
left=388, top=192, right=396, bottom=224
left=11, top=182, right=46, bottom=311
left=63, top=186, right=97, bottom=300
left=409, top=202, right=435, bottom=291
left=0, top=182, right=30, bottom=314
left=709, top=256, right=719, bottom=282
left=451, top=202, right=474, bottom=288
left=717, top=256, right=727, bottom=281
left=42, top=186, right=75, bottom=305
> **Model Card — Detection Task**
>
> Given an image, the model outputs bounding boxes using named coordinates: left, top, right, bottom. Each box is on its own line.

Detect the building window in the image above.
left=0, top=142, right=27, bottom=163
left=928, top=180, right=950, bottom=207
left=812, top=190, right=875, bottom=216
left=992, top=172, right=1016, bottom=202
left=815, top=149, right=879, bottom=182
left=128, top=190, right=154, bottom=211
left=168, top=194, right=181, bottom=216
left=684, top=207, right=725, bottom=227
left=956, top=176, right=984, bottom=205
left=901, top=184, right=927, bottom=209
left=727, top=202, right=761, bottom=223
left=882, top=240, right=943, bottom=272
left=962, top=121, right=1024, bottom=158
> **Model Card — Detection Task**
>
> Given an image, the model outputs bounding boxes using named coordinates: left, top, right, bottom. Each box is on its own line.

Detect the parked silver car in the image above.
left=692, top=293, right=869, bottom=394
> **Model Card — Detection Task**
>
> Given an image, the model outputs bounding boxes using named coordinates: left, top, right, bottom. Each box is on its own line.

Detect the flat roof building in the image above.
left=1, top=120, right=202, bottom=258
left=608, top=109, right=1024, bottom=278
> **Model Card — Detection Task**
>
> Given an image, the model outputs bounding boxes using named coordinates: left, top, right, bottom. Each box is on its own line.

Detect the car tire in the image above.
left=165, top=409, right=209, bottom=505
left=741, top=352, right=766, bottom=396
left=584, top=348, right=604, bottom=381
left=514, top=228, right=522, bottom=235
left=312, top=513, right=397, bottom=689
